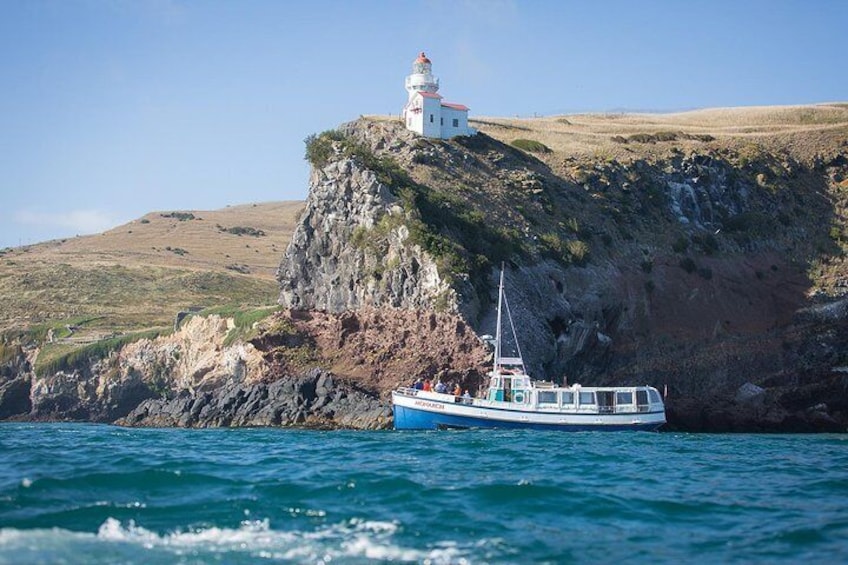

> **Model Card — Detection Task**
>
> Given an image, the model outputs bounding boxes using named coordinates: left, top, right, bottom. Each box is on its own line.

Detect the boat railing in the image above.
left=396, top=387, right=419, bottom=397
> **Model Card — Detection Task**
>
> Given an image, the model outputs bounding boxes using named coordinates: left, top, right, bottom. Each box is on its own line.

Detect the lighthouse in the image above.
left=403, top=52, right=474, bottom=139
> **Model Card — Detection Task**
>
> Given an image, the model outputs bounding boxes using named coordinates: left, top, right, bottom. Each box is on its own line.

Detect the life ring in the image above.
left=513, top=391, right=525, bottom=404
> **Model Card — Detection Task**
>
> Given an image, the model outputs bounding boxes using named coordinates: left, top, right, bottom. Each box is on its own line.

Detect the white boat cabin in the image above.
left=484, top=372, right=663, bottom=415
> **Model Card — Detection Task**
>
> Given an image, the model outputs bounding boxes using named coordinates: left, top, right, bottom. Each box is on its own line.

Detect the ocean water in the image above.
left=1, top=425, right=847, bottom=564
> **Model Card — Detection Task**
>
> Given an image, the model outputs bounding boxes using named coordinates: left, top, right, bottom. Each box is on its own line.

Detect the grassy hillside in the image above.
left=469, top=103, right=848, bottom=165
left=0, top=201, right=304, bottom=343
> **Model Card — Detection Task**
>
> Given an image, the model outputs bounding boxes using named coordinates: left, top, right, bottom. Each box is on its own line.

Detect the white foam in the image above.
left=1, top=517, right=472, bottom=564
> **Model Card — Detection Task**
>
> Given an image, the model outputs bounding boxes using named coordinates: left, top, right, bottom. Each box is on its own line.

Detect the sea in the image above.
left=1, top=424, right=847, bottom=564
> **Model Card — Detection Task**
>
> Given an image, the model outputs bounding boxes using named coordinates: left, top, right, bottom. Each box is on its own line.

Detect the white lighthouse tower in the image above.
left=403, top=52, right=474, bottom=139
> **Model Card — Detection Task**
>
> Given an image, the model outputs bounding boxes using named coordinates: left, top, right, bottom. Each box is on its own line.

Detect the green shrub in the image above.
left=304, top=129, right=345, bottom=168
left=540, top=232, right=564, bottom=259
left=691, top=233, right=719, bottom=255
left=160, top=212, right=196, bottom=221
left=679, top=257, right=697, bottom=273
left=627, top=133, right=656, bottom=144
left=35, top=328, right=168, bottom=376
left=653, top=131, right=678, bottom=142
left=219, top=226, right=266, bottom=237
left=672, top=236, right=689, bottom=253
left=722, top=212, right=774, bottom=235
left=566, top=240, right=590, bottom=265
left=200, top=305, right=281, bottom=347
left=510, top=139, right=551, bottom=153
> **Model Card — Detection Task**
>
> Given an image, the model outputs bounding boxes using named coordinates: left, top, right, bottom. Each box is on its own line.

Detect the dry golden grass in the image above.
left=466, top=103, right=848, bottom=167
left=367, top=103, right=848, bottom=171
left=0, top=201, right=304, bottom=337
left=9, top=201, right=304, bottom=280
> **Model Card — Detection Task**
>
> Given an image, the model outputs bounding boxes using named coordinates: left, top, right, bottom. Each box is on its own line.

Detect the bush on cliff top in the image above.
left=304, top=130, right=346, bottom=168
left=510, top=139, right=551, bottom=153
left=199, top=304, right=281, bottom=347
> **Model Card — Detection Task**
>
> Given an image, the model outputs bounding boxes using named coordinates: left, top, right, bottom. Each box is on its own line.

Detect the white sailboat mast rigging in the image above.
left=494, top=266, right=525, bottom=375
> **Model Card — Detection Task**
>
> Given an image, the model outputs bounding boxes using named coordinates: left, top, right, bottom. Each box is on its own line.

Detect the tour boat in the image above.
left=391, top=269, right=667, bottom=431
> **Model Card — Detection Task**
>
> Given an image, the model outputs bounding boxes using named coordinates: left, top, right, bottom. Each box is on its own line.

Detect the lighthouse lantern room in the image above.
left=403, top=52, right=475, bottom=139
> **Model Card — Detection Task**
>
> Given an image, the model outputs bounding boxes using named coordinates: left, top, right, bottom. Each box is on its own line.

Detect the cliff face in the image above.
left=276, top=114, right=848, bottom=431
left=277, top=141, right=452, bottom=313
left=0, top=314, right=391, bottom=429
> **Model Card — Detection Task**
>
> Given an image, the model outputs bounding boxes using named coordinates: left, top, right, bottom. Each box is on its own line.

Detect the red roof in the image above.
left=441, top=102, right=469, bottom=111
left=418, top=91, right=442, bottom=99
left=415, top=52, right=431, bottom=64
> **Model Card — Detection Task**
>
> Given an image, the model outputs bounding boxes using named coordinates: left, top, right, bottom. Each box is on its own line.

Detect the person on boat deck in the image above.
left=413, top=378, right=423, bottom=390
left=422, top=379, right=432, bottom=392
left=434, top=380, right=447, bottom=394
left=453, top=383, right=462, bottom=396
left=462, top=390, right=472, bottom=404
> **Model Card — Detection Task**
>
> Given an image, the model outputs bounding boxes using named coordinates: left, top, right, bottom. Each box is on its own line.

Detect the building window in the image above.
left=429, top=114, right=434, bottom=123
left=440, top=117, right=443, bottom=125
left=452, top=118, right=459, bottom=127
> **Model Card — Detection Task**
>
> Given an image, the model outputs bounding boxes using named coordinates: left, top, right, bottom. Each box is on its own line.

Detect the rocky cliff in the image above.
left=0, top=314, right=392, bottom=429
left=276, top=111, right=848, bottom=431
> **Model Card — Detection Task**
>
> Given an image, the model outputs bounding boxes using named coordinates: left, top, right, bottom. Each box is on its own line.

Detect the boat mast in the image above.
left=494, top=265, right=504, bottom=374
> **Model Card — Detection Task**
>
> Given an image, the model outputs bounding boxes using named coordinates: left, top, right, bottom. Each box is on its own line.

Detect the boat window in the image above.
left=649, top=389, right=662, bottom=403
left=538, top=391, right=557, bottom=404
left=616, top=391, right=633, bottom=405
left=561, top=391, right=574, bottom=405
left=636, top=390, right=648, bottom=405
left=579, top=391, right=595, bottom=405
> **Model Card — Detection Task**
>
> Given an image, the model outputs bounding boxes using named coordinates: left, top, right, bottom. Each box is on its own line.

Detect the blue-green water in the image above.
left=1, top=425, right=847, bottom=564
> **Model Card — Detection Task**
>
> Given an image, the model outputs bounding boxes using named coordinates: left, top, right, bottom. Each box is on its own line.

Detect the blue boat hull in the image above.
left=393, top=402, right=664, bottom=432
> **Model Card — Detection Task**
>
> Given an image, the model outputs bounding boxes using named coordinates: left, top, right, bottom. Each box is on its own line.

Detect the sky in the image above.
left=1, top=0, right=846, bottom=249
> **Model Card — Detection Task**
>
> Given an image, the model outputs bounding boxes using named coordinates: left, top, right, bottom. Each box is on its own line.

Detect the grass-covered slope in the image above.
left=0, top=201, right=303, bottom=348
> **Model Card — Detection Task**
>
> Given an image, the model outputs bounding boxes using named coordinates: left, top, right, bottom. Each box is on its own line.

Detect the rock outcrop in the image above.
left=118, top=368, right=390, bottom=429
left=3, top=314, right=391, bottom=429
left=278, top=131, right=454, bottom=314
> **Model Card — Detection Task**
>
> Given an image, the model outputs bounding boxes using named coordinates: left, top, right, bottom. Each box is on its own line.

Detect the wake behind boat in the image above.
left=392, top=268, right=666, bottom=431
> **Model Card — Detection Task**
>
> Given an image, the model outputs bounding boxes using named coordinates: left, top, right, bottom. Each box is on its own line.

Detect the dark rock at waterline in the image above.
left=117, top=369, right=391, bottom=430
left=0, top=375, right=32, bottom=419
left=664, top=380, right=848, bottom=433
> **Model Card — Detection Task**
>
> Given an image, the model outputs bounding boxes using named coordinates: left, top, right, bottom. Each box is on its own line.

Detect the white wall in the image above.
left=439, top=106, right=470, bottom=138
left=420, top=97, right=442, bottom=138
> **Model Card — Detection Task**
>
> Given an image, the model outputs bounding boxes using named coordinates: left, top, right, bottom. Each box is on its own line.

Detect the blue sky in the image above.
left=1, top=0, right=846, bottom=248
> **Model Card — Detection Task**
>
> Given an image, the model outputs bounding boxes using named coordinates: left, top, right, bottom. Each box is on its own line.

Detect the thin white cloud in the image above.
left=14, top=209, right=119, bottom=235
